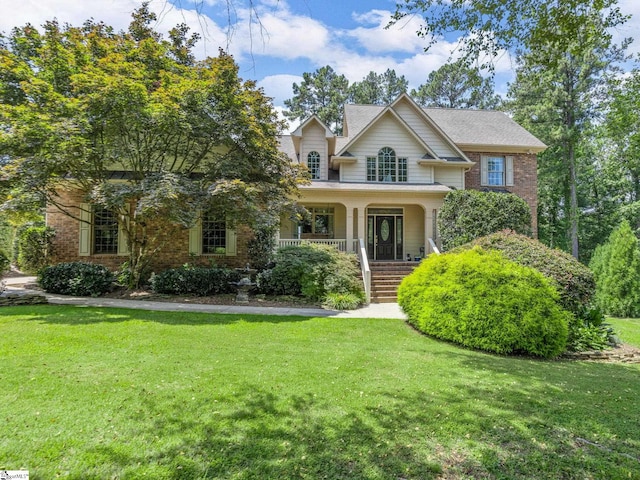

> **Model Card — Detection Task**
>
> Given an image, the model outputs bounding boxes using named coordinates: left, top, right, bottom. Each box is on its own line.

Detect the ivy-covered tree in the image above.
left=0, top=4, right=303, bottom=287
left=590, top=220, right=640, bottom=317
left=283, top=65, right=349, bottom=134
left=411, top=60, right=501, bottom=109
left=437, top=190, right=532, bottom=251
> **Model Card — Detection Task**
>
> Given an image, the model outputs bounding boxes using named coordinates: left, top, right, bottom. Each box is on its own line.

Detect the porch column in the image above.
left=346, top=205, right=354, bottom=252
left=357, top=204, right=366, bottom=251
left=425, top=206, right=432, bottom=255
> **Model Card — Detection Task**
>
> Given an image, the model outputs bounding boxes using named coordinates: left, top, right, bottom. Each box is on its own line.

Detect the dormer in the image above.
left=290, top=115, right=335, bottom=181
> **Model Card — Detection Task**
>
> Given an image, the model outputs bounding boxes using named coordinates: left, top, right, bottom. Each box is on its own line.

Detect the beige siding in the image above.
left=340, top=114, right=433, bottom=183
left=393, top=101, right=459, bottom=158
left=434, top=168, right=465, bottom=189
left=403, top=204, right=425, bottom=259
left=301, top=123, right=328, bottom=180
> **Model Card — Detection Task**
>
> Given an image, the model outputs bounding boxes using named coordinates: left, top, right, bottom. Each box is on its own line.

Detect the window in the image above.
left=202, top=214, right=227, bottom=254
left=307, top=151, right=321, bottom=180
left=299, top=207, right=334, bottom=237
left=79, top=202, right=127, bottom=256
left=188, top=212, right=237, bottom=256
left=366, top=147, right=407, bottom=182
left=93, top=206, right=119, bottom=254
left=488, top=157, right=504, bottom=186
left=481, top=155, right=514, bottom=187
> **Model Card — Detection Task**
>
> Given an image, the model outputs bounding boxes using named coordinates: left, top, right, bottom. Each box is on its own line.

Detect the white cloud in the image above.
left=257, top=73, right=301, bottom=105
left=347, top=9, right=427, bottom=54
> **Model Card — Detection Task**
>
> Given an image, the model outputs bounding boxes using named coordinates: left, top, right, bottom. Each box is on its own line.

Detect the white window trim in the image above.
left=481, top=155, right=514, bottom=187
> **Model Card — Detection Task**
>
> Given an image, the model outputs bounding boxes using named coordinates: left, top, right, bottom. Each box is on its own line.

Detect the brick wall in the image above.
left=46, top=189, right=251, bottom=273
left=463, top=152, right=538, bottom=237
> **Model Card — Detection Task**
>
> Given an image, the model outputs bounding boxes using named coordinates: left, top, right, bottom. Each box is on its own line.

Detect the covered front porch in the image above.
left=277, top=184, right=449, bottom=260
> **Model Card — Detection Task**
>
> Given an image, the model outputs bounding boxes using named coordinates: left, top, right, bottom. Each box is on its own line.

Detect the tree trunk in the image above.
left=569, top=143, right=579, bottom=259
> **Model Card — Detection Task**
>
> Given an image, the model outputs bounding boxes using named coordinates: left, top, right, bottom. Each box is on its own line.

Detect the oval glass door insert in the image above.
left=380, top=219, right=390, bottom=241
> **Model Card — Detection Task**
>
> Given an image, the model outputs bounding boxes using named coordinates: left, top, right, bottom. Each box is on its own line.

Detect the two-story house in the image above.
left=277, top=93, right=545, bottom=262
left=46, top=93, right=544, bottom=298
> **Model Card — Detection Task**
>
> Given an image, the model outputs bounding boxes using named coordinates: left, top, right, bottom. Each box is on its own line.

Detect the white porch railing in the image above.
left=357, top=238, right=371, bottom=304
left=277, top=238, right=347, bottom=252
left=428, top=237, right=440, bottom=255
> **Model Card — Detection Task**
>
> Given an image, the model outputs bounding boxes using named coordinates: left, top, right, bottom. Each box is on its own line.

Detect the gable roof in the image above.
left=286, top=96, right=546, bottom=159
left=423, top=108, right=546, bottom=153
left=336, top=94, right=472, bottom=163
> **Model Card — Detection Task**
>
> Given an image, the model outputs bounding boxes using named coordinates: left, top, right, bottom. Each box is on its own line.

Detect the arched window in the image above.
left=366, top=147, right=407, bottom=182
left=307, top=151, right=321, bottom=180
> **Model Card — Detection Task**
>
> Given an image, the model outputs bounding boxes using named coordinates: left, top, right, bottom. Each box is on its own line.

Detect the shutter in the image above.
left=225, top=228, right=237, bottom=256
left=79, top=203, right=91, bottom=256
left=505, top=156, right=514, bottom=186
left=480, top=156, right=488, bottom=186
left=188, top=218, right=202, bottom=256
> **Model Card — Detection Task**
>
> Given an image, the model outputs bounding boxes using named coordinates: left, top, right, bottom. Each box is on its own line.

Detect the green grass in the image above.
left=1, top=305, right=639, bottom=479
left=607, top=317, right=640, bottom=348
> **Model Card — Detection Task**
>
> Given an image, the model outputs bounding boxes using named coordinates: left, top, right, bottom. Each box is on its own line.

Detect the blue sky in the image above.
left=2, top=0, right=639, bottom=122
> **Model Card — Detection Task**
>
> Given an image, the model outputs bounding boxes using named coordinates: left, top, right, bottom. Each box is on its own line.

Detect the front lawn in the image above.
left=1, top=305, right=639, bottom=479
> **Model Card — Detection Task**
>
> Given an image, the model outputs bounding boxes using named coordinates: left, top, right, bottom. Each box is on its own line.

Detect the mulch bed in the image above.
left=101, top=286, right=324, bottom=309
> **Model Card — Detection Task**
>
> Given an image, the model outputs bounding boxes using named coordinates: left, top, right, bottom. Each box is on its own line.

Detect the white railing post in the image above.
left=428, top=237, right=440, bottom=255
left=358, top=238, right=371, bottom=304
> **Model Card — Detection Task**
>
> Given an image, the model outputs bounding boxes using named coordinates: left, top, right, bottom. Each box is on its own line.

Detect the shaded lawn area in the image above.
left=1, top=306, right=639, bottom=479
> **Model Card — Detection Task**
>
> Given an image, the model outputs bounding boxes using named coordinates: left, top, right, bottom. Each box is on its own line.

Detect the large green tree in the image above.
left=0, top=5, right=303, bottom=287
left=393, top=0, right=630, bottom=259
left=348, top=69, right=408, bottom=105
left=283, top=65, right=349, bottom=134
left=411, top=60, right=501, bottom=109
left=507, top=24, right=628, bottom=259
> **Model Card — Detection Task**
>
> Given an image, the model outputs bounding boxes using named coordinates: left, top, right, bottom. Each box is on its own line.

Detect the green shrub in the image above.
left=0, top=247, right=10, bottom=274
left=323, top=292, right=363, bottom=310
left=257, top=243, right=363, bottom=301
left=398, top=247, right=570, bottom=358
left=438, top=190, right=531, bottom=251
left=16, top=225, right=55, bottom=273
left=455, top=230, right=595, bottom=318
left=246, top=226, right=277, bottom=271
left=150, top=265, right=240, bottom=296
left=590, top=220, right=640, bottom=317
left=0, top=222, right=13, bottom=262
left=39, top=262, right=114, bottom=297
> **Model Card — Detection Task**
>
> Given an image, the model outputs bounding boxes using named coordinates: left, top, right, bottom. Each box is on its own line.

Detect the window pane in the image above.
left=398, top=157, right=407, bottom=182
left=367, top=157, right=376, bottom=181
left=488, top=157, right=505, bottom=186
left=379, top=147, right=396, bottom=182
left=202, top=214, right=226, bottom=254
left=307, top=151, right=321, bottom=180
left=93, top=207, right=118, bottom=254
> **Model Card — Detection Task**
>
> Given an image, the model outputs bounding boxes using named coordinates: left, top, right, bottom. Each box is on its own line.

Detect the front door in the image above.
left=375, top=216, right=395, bottom=260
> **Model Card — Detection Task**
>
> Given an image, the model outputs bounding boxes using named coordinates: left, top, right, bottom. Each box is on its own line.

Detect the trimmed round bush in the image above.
left=150, top=265, right=240, bottom=296
left=454, top=230, right=595, bottom=317
left=398, top=247, right=571, bottom=358
left=39, top=262, right=114, bottom=296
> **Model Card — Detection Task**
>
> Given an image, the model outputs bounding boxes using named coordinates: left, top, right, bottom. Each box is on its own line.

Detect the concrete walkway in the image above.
left=2, top=275, right=407, bottom=319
